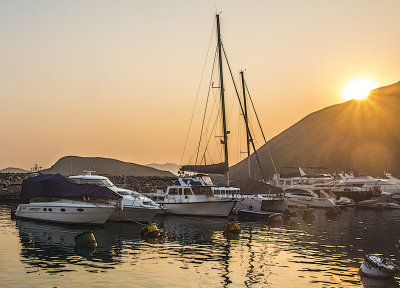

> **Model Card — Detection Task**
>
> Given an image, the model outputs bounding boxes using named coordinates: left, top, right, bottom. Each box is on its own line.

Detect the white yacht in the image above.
left=162, top=177, right=237, bottom=217
left=271, top=167, right=335, bottom=189
left=283, top=186, right=337, bottom=208
left=15, top=174, right=120, bottom=224
left=16, top=200, right=116, bottom=224
left=70, top=173, right=162, bottom=223
left=337, top=172, right=400, bottom=196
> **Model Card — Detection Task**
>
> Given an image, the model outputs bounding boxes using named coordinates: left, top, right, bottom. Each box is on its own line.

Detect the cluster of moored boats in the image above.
left=13, top=171, right=284, bottom=225
left=14, top=166, right=400, bottom=225
left=270, top=167, right=400, bottom=210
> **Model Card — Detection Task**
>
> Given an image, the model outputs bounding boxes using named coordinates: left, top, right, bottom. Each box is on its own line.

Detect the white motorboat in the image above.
left=271, top=167, right=335, bottom=189
left=162, top=177, right=237, bottom=217
left=338, top=173, right=400, bottom=194
left=213, top=182, right=289, bottom=212
left=70, top=173, right=162, bottom=223
left=359, top=254, right=399, bottom=279
left=16, top=200, right=116, bottom=224
left=15, top=174, right=121, bottom=224
left=284, top=186, right=338, bottom=208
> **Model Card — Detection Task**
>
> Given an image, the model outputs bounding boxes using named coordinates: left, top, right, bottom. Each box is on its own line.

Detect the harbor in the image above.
left=1, top=202, right=400, bottom=287
left=2, top=1, right=400, bottom=287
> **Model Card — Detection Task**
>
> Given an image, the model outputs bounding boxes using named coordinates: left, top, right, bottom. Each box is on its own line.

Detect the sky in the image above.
left=1, top=0, right=400, bottom=170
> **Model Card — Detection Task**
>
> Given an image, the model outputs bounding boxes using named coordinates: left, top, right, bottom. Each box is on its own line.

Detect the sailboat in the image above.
left=167, top=14, right=287, bottom=217
left=191, top=15, right=287, bottom=214
left=161, top=14, right=237, bottom=217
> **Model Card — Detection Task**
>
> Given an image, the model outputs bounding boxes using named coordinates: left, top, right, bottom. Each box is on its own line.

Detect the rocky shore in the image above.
left=106, top=175, right=177, bottom=193
left=0, top=173, right=177, bottom=195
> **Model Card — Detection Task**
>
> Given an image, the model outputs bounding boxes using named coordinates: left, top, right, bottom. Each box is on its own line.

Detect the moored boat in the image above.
left=359, top=254, right=399, bottom=279
left=16, top=200, right=116, bottom=224
left=70, top=173, right=162, bottom=223
left=15, top=174, right=121, bottom=224
left=162, top=177, right=237, bottom=217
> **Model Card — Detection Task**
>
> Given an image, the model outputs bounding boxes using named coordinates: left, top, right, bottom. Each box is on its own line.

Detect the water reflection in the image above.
left=16, top=219, right=147, bottom=273
left=4, top=204, right=400, bottom=287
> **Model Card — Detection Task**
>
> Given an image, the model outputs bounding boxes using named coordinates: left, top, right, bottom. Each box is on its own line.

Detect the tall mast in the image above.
left=240, top=71, right=251, bottom=178
left=216, top=14, right=229, bottom=185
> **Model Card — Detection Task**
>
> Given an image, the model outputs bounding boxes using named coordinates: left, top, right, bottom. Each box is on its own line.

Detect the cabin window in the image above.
left=183, top=188, right=192, bottom=195
left=43, top=208, right=47, bottom=211
left=48, top=208, right=52, bottom=211
left=192, top=186, right=213, bottom=195
left=169, top=188, right=179, bottom=195
left=73, top=178, right=86, bottom=184
left=77, top=208, right=84, bottom=212
left=60, top=208, right=65, bottom=212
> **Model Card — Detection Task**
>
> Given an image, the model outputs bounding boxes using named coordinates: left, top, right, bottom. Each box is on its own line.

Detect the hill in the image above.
left=42, top=156, right=174, bottom=177
left=0, top=167, right=30, bottom=174
left=146, top=163, right=180, bottom=175
left=230, top=81, right=400, bottom=180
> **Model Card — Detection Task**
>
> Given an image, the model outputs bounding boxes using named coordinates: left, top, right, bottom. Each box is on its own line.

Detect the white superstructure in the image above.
left=70, top=173, right=161, bottom=223
left=162, top=177, right=237, bottom=217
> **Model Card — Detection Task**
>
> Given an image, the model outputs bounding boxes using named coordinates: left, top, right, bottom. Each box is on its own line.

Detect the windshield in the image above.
left=132, top=192, right=157, bottom=205
left=83, top=179, right=114, bottom=187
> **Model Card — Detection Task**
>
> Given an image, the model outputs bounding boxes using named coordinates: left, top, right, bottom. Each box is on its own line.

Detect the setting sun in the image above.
left=342, top=78, right=378, bottom=101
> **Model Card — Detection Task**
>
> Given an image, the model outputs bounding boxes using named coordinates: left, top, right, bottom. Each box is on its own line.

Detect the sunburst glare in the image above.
left=342, top=78, right=378, bottom=101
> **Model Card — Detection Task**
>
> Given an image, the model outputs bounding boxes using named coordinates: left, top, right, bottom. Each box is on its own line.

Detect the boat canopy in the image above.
left=241, top=178, right=284, bottom=195
left=20, top=174, right=122, bottom=204
left=181, top=162, right=228, bottom=175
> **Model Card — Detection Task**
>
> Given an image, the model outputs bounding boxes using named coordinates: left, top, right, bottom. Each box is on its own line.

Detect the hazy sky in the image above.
left=1, top=0, right=400, bottom=170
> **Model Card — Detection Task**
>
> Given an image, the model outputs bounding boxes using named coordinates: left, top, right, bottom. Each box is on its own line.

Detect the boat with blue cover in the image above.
left=15, top=174, right=121, bottom=224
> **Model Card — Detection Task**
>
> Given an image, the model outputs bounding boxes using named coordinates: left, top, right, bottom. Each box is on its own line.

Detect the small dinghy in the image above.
left=359, top=254, right=399, bottom=279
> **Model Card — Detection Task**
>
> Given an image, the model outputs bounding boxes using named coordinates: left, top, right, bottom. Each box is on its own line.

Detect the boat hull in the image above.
left=359, top=254, right=399, bottom=279
left=333, top=190, right=376, bottom=202
left=15, top=201, right=116, bottom=224
left=261, top=198, right=289, bottom=212
left=109, top=207, right=161, bottom=223
left=287, top=197, right=336, bottom=208
left=359, top=262, right=397, bottom=279
left=162, top=200, right=236, bottom=217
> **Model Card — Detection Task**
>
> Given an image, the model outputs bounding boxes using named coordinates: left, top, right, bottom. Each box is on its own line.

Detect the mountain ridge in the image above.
left=42, top=156, right=174, bottom=177
left=230, top=81, right=400, bottom=181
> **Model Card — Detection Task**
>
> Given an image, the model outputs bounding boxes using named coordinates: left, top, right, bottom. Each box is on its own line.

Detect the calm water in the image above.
left=1, top=203, right=400, bottom=288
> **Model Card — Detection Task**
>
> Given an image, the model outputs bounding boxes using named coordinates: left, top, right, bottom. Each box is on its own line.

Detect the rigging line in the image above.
left=195, top=45, right=219, bottom=164
left=200, top=81, right=221, bottom=165
left=180, top=19, right=217, bottom=167
left=245, top=81, right=277, bottom=174
left=202, top=105, right=222, bottom=164
left=221, top=43, right=266, bottom=181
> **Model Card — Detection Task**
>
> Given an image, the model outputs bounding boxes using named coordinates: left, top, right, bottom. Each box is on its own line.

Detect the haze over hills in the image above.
left=231, top=81, right=400, bottom=181
left=42, top=156, right=174, bottom=177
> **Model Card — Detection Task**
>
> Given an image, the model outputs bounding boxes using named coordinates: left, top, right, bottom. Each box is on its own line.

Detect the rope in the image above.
left=116, top=210, right=147, bottom=226
left=221, top=44, right=266, bottom=182
left=245, top=81, right=277, bottom=174
left=195, top=46, right=218, bottom=164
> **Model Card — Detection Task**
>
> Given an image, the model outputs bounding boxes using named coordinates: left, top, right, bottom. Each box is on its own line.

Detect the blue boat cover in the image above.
left=20, top=174, right=122, bottom=204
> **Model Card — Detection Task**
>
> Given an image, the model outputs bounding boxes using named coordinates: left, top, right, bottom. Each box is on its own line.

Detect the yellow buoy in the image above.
left=224, top=221, right=240, bottom=233
left=140, top=223, right=160, bottom=238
